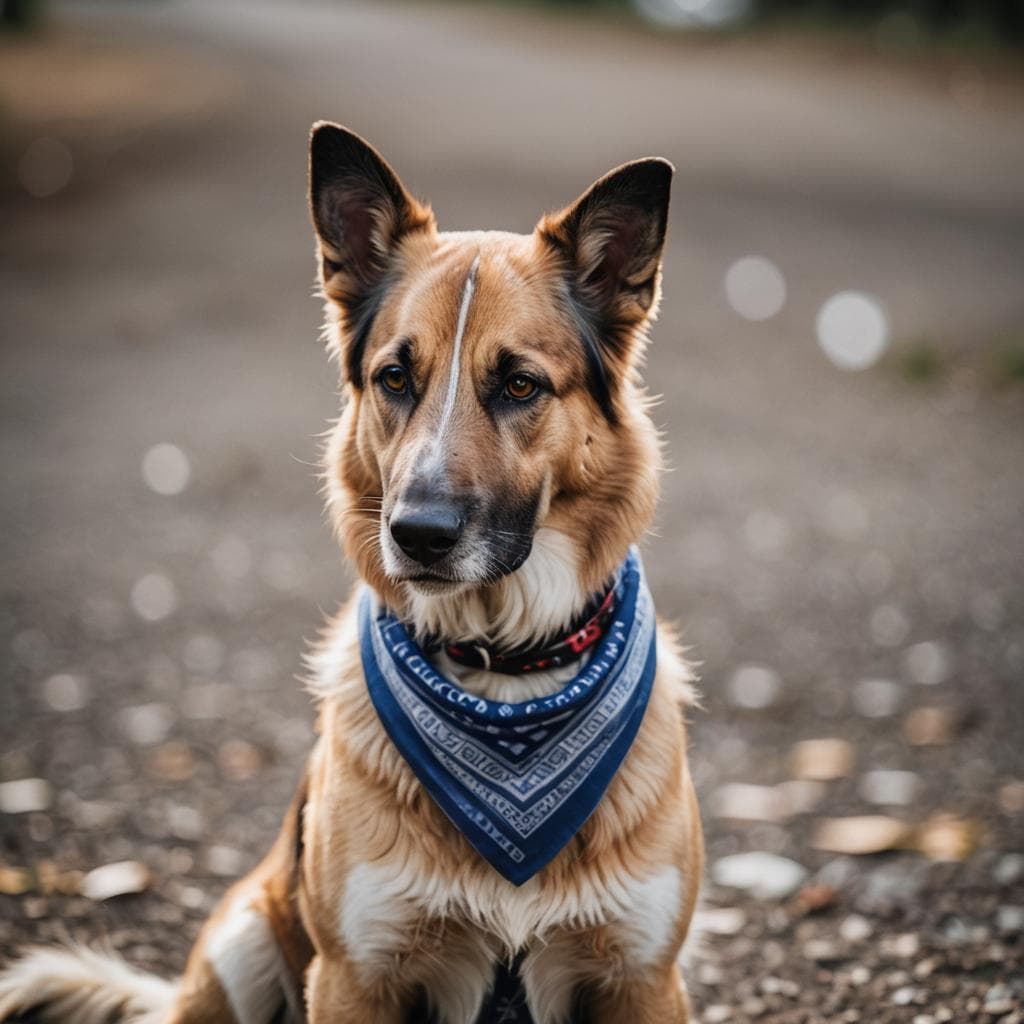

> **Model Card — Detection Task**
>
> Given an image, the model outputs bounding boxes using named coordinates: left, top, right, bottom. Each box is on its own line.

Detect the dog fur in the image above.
left=0, top=124, right=702, bottom=1024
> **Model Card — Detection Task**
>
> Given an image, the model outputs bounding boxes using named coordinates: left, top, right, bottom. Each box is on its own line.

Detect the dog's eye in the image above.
left=504, top=374, right=538, bottom=401
left=380, top=365, right=408, bottom=395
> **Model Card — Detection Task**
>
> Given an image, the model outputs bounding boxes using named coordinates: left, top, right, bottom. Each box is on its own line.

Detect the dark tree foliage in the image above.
left=2, top=0, right=41, bottom=28
left=753, top=0, right=1022, bottom=39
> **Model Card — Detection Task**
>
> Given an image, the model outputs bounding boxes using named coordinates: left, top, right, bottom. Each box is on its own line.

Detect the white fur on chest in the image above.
left=338, top=859, right=682, bottom=1021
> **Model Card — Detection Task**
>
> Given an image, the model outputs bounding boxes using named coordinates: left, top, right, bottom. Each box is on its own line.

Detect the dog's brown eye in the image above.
left=380, top=366, right=407, bottom=395
left=505, top=374, right=538, bottom=401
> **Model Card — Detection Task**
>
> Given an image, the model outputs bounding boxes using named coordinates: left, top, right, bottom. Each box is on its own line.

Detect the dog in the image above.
left=0, top=123, right=703, bottom=1024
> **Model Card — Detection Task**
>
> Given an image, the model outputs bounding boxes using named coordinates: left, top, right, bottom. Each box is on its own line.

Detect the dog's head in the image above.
left=311, top=123, right=670, bottom=632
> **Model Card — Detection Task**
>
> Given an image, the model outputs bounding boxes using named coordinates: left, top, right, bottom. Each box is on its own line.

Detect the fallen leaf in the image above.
left=790, top=738, right=854, bottom=781
left=711, top=851, right=808, bottom=899
left=712, top=783, right=788, bottom=822
left=776, top=779, right=826, bottom=816
left=913, top=813, right=980, bottom=862
left=882, top=932, right=920, bottom=958
left=35, top=859, right=83, bottom=896
left=217, top=739, right=262, bottom=782
left=703, top=1006, right=733, bottom=1024
left=0, top=866, right=33, bottom=895
left=80, top=861, right=150, bottom=901
left=695, top=906, right=748, bottom=936
left=147, top=741, right=196, bottom=782
left=811, top=815, right=910, bottom=855
left=997, top=780, right=1024, bottom=815
left=794, top=882, right=839, bottom=914
left=803, top=938, right=845, bottom=963
left=903, top=706, right=956, bottom=746
left=0, top=778, right=52, bottom=814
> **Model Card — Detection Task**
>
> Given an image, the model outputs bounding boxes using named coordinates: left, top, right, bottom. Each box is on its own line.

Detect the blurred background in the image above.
left=1, top=1, right=1023, bottom=1020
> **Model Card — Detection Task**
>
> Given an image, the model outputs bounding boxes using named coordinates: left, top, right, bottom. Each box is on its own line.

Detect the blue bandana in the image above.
left=359, top=547, right=657, bottom=885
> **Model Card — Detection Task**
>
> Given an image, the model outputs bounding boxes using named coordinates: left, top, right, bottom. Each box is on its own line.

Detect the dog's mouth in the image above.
left=375, top=537, right=469, bottom=586
left=401, top=574, right=474, bottom=596
left=384, top=540, right=534, bottom=594
left=379, top=516, right=534, bottom=590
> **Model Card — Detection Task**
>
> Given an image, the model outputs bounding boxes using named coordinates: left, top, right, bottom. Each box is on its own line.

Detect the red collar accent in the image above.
left=444, top=586, right=616, bottom=676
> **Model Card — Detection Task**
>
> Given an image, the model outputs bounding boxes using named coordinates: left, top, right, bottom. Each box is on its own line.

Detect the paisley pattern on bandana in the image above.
left=359, top=547, right=657, bottom=885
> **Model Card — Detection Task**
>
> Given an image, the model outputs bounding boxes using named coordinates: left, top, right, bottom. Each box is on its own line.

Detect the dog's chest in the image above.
left=337, top=858, right=681, bottom=970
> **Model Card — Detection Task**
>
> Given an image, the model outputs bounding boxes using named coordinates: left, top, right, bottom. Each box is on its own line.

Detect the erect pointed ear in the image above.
left=309, top=122, right=434, bottom=386
left=538, top=158, right=673, bottom=380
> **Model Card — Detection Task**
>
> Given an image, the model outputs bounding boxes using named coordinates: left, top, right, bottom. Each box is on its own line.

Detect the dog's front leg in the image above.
left=584, top=964, right=690, bottom=1024
left=305, top=953, right=411, bottom=1024
left=522, top=928, right=691, bottom=1024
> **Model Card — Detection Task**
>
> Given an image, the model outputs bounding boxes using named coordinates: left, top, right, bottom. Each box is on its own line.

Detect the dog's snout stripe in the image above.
left=438, top=255, right=480, bottom=434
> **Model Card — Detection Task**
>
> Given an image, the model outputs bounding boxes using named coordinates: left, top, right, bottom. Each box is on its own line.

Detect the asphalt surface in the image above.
left=1, top=2, right=1023, bottom=1021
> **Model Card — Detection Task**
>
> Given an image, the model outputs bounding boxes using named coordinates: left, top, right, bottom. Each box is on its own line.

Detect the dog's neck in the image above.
left=400, top=527, right=593, bottom=701
left=403, top=527, right=587, bottom=652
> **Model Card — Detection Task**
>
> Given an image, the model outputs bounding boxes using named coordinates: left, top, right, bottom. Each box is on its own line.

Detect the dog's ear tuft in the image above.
left=539, top=158, right=673, bottom=384
left=309, top=122, right=434, bottom=386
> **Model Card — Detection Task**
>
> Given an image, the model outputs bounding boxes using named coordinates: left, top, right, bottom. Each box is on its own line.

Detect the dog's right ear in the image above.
left=309, top=122, right=434, bottom=386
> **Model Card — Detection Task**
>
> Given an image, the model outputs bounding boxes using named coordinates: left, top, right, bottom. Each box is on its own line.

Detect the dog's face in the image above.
left=310, top=124, right=670, bottom=611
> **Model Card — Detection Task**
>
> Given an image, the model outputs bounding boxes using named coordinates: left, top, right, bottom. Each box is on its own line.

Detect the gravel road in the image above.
left=1, top=2, right=1023, bottom=1020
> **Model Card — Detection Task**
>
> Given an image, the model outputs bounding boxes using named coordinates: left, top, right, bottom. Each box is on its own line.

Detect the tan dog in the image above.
left=0, top=124, right=702, bottom=1024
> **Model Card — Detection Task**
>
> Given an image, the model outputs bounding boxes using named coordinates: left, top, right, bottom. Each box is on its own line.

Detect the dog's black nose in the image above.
left=390, top=505, right=463, bottom=566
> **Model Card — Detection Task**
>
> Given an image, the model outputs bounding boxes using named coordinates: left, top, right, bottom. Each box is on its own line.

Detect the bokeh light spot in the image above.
left=131, top=573, right=178, bottom=622
left=851, top=677, right=902, bottom=718
left=859, top=769, right=919, bottom=806
left=903, top=640, right=951, bottom=686
left=822, top=490, right=870, bottom=541
left=142, top=443, right=191, bottom=496
left=724, top=256, right=786, bottom=322
left=744, top=508, right=789, bottom=560
left=18, top=138, right=74, bottom=199
left=211, top=535, right=252, bottom=580
left=118, top=703, right=175, bottom=745
left=728, top=664, right=781, bottom=709
left=633, top=0, right=752, bottom=29
left=857, top=550, right=894, bottom=595
left=260, top=550, right=308, bottom=592
left=869, top=604, right=909, bottom=648
left=816, top=291, right=890, bottom=370
left=43, top=673, right=91, bottom=712
left=183, top=634, right=226, bottom=675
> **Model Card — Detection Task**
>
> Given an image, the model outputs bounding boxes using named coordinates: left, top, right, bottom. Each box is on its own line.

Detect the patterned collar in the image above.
left=440, top=585, right=617, bottom=676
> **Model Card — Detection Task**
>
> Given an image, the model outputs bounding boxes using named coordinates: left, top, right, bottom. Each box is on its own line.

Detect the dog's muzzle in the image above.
left=389, top=501, right=465, bottom=567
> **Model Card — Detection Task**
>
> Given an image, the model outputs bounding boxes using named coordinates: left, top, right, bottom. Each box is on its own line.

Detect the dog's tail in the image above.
left=0, top=944, right=176, bottom=1023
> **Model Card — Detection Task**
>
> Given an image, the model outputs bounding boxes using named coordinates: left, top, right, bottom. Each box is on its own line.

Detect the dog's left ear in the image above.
left=539, top=158, right=673, bottom=370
